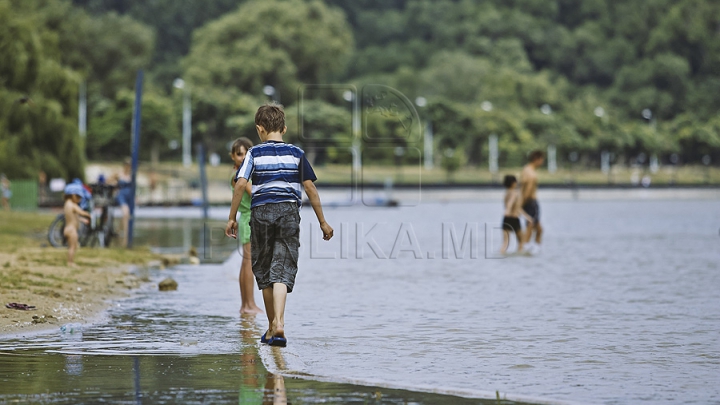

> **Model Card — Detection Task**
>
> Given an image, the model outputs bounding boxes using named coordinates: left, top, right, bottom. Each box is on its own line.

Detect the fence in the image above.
left=8, top=180, right=38, bottom=210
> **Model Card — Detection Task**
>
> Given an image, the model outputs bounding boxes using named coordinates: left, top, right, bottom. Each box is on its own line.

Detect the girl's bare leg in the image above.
left=240, top=243, right=263, bottom=315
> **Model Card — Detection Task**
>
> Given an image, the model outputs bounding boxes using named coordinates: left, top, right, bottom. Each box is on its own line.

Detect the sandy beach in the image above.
left=0, top=211, right=167, bottom=337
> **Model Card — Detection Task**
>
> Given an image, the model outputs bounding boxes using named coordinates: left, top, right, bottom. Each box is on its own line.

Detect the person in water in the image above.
left=520, top=150, right=545, bottom=255
left=501, top=174, right=532, bottom=255
left=230, top=137, right=263, bottom=316
left=225, top=103, right=334, bottom=347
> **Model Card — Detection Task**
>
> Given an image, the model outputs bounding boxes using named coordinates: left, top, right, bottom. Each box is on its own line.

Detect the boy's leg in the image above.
left=65, top=228, right=78, bottom=266
left=270, top=283, right=287, bottom=338
left=515, top=230, right=524, bottom=252
left=535, top=221, right=543, bottom=245
left=251, top=206, right=276, bottom=336
left=523, top=223, right=534, bottom=245
left=266, top=204, right=300, bottom=340
left=262, top=287, right=276, bottom=331
left=501, top=230, right=509, bottom=254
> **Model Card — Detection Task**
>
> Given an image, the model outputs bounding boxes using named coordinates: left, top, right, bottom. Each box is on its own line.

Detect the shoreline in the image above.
left=0, top=211, right=171, bottom=338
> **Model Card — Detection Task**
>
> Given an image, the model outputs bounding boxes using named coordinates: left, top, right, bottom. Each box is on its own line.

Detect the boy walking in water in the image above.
left=500, top=175, right=530, bottom=255
left=521, top=150, right=544, bottom=254
left=230, top=137, right=264, bottom=315
left=63, top=183, right=91, bottom=266
left=226, top=103, right=333, bottom=347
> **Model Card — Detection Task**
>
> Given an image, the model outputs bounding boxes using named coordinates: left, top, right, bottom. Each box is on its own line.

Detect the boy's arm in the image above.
left=244, top=180, right=252, bottom=195
left=225, top=177, right=247, bottom=238
left=73, top=204, right=91, bottom=218
left=303, top=180, right=333, bottom=240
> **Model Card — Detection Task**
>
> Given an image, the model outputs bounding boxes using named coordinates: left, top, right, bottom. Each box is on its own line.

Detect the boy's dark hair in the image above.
left=255, top=102, right=285, bottom=133
left=503, top=175, right=517, bottom=188
left=528, top=150, right=545, bottom=162
left=230, top=137, right=253, bottom=155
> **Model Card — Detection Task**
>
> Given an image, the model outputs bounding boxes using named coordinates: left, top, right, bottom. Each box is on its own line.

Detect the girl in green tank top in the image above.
left=230, top=137, right=263, bottom=315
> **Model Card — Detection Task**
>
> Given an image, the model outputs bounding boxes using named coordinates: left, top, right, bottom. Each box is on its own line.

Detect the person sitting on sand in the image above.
left=63, top=183, right=91, bottom=267
left=500, top=174, right=532, bottom=255
left=230, top=137, right=263, bottom=316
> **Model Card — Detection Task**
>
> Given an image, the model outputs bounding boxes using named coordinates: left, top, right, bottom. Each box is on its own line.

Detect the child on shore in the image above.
left=225, top=103, right=334, bottom=347
left=63, top=183, right=91, bottom=266
left=500, top=175, right=530, bottom=255
left=230, top=137, right=263, bottom=316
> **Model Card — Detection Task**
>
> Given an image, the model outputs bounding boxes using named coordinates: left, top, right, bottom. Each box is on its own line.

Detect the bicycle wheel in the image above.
left=48, top=214, right=66, bottom=247
left=103, top=209, right=116, bottom=247
left=79, top=222, right=94, bottom=247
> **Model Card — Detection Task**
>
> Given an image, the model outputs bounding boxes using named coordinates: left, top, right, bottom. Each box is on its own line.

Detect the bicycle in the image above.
left=48, top=183, right=118, bottom=248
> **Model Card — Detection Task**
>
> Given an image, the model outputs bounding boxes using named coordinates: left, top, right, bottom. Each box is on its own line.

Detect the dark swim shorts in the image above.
left=250, top=202, right=300, bottom=293
left=522, top=198, right=540, bottom=223
left=502, top=216, right=521, bottom=233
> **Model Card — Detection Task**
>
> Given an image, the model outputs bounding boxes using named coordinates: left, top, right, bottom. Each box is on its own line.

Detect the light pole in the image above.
left=415, top=97, right=433, bottom=170
left=174, top=78, right=192, bottom=168
left=641, top=108, right=659, bottom=174
left=263, top=85, right=280, bottom=104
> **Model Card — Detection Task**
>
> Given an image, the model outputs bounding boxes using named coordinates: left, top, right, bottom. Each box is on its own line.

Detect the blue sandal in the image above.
left=260, top=331, right=270, bottom=344
left=267, top=336, right=287, bottom=347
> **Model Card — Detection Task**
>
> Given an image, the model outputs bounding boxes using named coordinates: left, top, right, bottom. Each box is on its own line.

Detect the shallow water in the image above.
left=0, top=267, right=526, bottom=404
left=265, top=200, right=720, bottom=404
left=3, top=200, right=720, bottom=404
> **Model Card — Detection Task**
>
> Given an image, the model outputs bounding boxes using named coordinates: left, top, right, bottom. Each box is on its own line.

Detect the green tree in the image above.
left=0, top=0, right=84, bottom=180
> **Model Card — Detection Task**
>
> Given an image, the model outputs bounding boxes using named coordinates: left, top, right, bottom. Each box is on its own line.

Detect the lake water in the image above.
left=2, top=199, right=719, bottom=404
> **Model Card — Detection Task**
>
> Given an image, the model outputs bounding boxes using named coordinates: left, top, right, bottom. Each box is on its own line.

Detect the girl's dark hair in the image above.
left=230, top=137, right=254, bottom=155
left=503, top=175, right=517, bottom=188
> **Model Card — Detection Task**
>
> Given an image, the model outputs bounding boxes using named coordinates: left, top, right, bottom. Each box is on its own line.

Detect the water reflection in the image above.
left=1, top=318, right=533, bottom=404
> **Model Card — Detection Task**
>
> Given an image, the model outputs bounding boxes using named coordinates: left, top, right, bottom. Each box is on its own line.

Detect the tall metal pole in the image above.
left=352, top=90, right=361, bottom=202
left=547, top=144, right=557, bottom=174
left=127, top=70, right=144, bottom=248
left=78, top=81, right=87, bottom=139
left=424, top=121, right=434, bottom=170
left=197, top=143, right=209, bottom=220
left=489, top=134, right=498, bottom=175
left=182, top=89, right=192, bottom=167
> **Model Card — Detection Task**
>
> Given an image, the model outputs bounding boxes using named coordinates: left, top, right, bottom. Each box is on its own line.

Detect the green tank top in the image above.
left=231, top=172, right=251, bottom=215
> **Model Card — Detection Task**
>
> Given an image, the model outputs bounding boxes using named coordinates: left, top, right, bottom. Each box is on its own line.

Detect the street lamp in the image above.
left=174, top=78, right=192, bottom=168
left=263, top=85, right=280, bottom=104
left=641, top=108, right=659, bottom=174
left=415, top=97, right=433, bottom=169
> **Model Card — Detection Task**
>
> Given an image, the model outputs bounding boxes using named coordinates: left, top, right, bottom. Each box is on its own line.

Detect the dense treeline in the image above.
left=2, top=0, right=719, bottom=179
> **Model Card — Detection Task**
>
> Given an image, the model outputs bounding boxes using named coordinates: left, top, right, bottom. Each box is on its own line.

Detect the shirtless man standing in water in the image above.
left=521, top=150, right=545, bottom=254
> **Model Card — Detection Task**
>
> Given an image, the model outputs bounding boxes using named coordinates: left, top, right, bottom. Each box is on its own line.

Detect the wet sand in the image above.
left=0, top=211, right=167, bottom=337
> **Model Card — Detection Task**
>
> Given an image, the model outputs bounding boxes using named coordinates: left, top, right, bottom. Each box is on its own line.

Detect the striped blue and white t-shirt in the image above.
left=235, top=140, right=317, bottom=208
